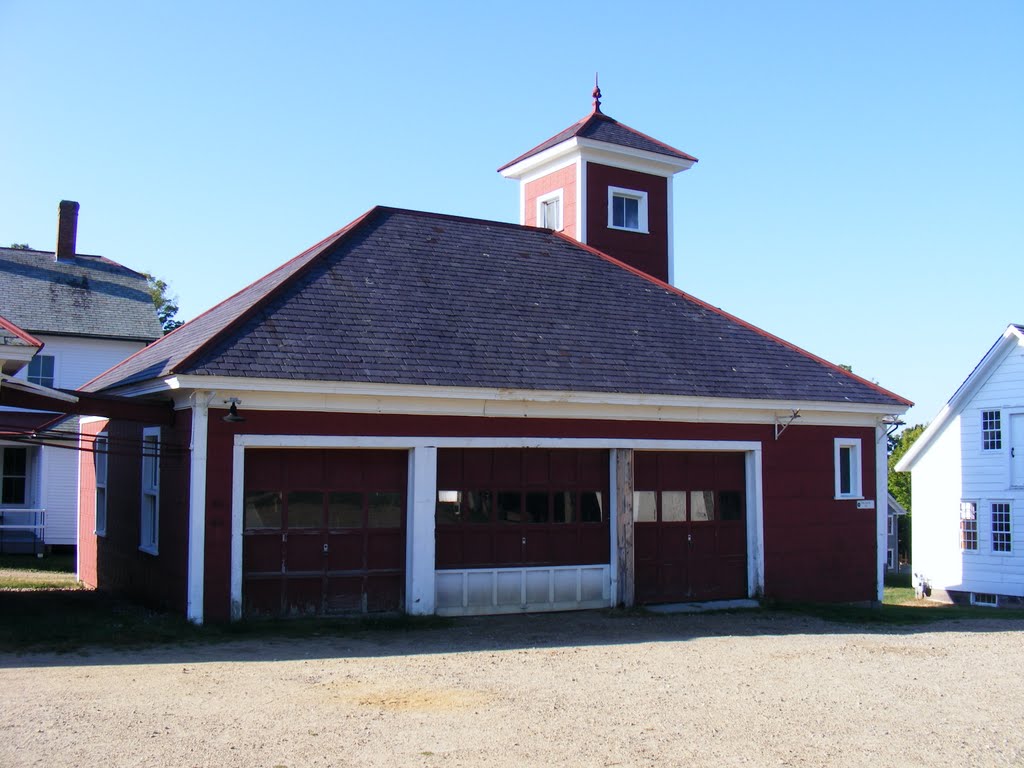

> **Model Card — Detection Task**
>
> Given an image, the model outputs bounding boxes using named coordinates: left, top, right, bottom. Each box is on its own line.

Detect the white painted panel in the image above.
left=435, top=565, right=611, bottom=616
left=40, top=444, right=79, bottom=545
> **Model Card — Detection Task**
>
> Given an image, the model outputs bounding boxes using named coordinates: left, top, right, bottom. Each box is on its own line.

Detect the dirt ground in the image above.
left=2, top=610, right=1022, bottom=768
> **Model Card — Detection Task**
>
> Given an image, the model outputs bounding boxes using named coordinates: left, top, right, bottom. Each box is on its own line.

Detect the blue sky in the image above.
left=2, top=1, right=1021, bottom=426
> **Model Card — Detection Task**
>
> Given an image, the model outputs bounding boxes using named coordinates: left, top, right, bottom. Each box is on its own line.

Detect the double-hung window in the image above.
left=834, top=438, right=862, bottom=499
left=95, top=434, right=108, bottom=536
left=537, top=190, right=563, bottom=231
left=1, top=446, right=32, bottom=506
left=140, top=427, right=160, bottom=554
left=26, top=355, right=55, bottom=388
left=608, top=187, right=648, bottom=233
left=982, top=410, right=1002, bottom=450
left=992, top=502, right=1012, bottom=553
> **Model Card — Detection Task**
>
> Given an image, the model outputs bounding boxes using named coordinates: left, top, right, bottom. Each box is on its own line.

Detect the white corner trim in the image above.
left=875, top=424, right=887, bottom=602
left=746, top=447, right=765, bottom=598
left=667, top=176, right=676, bottom=286
left=186, top=393, right=211, bottom=624
left=577, top=160, right=587, bottom=243
left=230, top=441, right=245, bottom=621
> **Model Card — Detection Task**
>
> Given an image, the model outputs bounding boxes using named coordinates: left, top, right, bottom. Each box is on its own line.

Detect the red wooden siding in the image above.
left=524, top=163, right=577, bottom=239
left=435, top=448, right=609, bottom=569
left=77, top=418, right=108, bottom=587
left=83, top=413, right=191, bottom=611
left=585, top=162, right=670, bottom=281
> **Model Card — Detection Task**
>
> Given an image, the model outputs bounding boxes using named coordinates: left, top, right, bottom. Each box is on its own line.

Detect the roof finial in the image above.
left=592, top=72, right=602, bottom=113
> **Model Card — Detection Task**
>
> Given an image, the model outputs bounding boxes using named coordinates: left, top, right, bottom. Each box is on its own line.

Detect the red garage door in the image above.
left=242, top=449, right=406, bottom=617
left=634, top=452, right=746, bottom=604
left=435, top=448, right=610, bottom=569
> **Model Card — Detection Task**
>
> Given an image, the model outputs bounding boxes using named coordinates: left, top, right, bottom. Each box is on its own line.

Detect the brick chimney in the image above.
left=55, top=200, right=80, bottom=262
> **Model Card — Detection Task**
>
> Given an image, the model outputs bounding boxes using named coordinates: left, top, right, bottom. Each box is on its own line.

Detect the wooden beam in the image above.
left=0, top=385, right=175, bottom=426
left=615, top=448, right=635, bottom=607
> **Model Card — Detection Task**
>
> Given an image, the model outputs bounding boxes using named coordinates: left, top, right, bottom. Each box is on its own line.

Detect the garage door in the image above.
left=634, top=451, right=746, bottom=604
left=435, top=448, right=610, bottom=569
left=242, top=449, right=406, bottom=617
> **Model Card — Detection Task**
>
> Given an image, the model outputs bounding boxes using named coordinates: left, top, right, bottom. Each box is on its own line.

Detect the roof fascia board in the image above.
left=164, top=374, right=901, bottom=423
left=499, top=139, right=581, bottom=179
left=896, top=326, right=1024, bottom=471
left=500, top=137, right=694, bottom=181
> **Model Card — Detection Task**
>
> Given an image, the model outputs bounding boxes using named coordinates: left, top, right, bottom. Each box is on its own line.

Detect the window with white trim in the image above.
left=960, top=501, right=978, bottom=551
left=982, top=410, right=1002, bottom=450
left=886, top=549, right=895, bottom=569
left=140, top=427, right=160, bottom=554
left=887, top=515, right=895, bottom=536
left=608, top=186, right=648, bottom=233
left=834, top=438, right=862, bottom=499
left=536, top=189, right=563, bottom=231
left=991, top=502, right=1011, bottom=552
left=1, top=446, right=36, bottom=507
left=26, top=354, right=55, bottom=388
left=94, top=433, right=108, bottom=536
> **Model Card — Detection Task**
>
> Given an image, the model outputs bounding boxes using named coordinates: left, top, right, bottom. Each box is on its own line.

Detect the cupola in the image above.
left=498, top=81, right=697, bottom=284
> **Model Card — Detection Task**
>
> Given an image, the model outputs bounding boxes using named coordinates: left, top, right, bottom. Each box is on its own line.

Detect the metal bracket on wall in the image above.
left=880, top=415, right=906, bottom=442
left=774, top=409, right=801, bottom=440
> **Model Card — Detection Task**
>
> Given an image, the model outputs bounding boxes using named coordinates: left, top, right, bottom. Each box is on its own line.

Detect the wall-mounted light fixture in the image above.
left=222, top=397, right=246, bottom=423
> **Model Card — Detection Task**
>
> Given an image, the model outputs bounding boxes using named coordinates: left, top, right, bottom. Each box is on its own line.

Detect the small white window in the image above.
left=982, top=410, right=1002, bottom=450
left=26, top=354, right=55, bottom=388
left=834, top=437, right=862, bottom=499
left=887, top=515, right=895, bottom=536
left=94, top=433, right=108, bottom=536
left=536, top=189, right=563, bottom=231
left=960, top=501, right=978, bottom=551
left=608, top=186, right=649, bottom=233
left=886, top=549, right=895, bottom=569
left=140, top=427, right=160, bottom=554
left=1, top=446, right=35, bottom=507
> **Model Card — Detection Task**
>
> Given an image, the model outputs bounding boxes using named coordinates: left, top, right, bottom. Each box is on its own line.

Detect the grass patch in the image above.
left=0, top=586, right=454, bottom=653
left=773, top=599, right=1024, bottom=626
left=0, top=553, right=80, bottom=590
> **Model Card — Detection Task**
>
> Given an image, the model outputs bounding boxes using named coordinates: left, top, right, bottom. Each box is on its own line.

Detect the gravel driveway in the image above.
left=2, top=611, right=1022, bottom=767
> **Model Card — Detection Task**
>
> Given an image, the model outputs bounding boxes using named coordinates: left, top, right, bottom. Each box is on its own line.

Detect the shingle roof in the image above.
left=0, top=248, right=162, bottom=342
left=85, top=207, right=909, bottom=409
left=0, top=313, right=42, bottom=349
left=498, top=108, right=698, bottom=172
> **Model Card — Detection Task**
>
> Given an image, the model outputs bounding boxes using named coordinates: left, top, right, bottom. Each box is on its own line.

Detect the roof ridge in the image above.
left=553, top=231, right=912, bottom=408
left=373, top=205, right=542, bottom=233
left=589, top=115, right=698, bottom=162
left=496, top=112, right=592, bottom=172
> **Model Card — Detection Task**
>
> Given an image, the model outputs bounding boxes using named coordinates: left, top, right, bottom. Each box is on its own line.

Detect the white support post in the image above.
left=746, top=447, right=766, bottom=598
left=187, top=392, right=210, bottom=624
left=406, top=445, right=437, bottom=615
left=876, top=424, right=888, bottom=603
left=230, top=441, right=245, bottom=621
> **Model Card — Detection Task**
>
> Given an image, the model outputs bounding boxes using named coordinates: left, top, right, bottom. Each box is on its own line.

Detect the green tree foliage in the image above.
left=143, top=272, right=185, bottom=334
left=888, top=423, right=926, bottom=562
left=8, top=243, right=31, bottom=249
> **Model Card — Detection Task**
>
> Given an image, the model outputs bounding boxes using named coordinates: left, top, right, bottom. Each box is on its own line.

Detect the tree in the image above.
left=8, top=243, right=31, bottom=249
left=888, top=423, right=926, bottom=562
left=143, top=272, right=185, bottom=334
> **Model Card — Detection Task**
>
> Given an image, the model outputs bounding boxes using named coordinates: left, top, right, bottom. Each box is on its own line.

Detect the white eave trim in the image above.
left=896, top=325, right=1024, bottom=472
left=501, top=137, right=694, bottom=181
left=159, top=374, right=904, bottom=425
left=0, top=373, right=80, bottom=403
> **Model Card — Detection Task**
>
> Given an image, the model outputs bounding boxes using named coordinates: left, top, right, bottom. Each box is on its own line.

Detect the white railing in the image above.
left=0, top=508, right=46, bottom=555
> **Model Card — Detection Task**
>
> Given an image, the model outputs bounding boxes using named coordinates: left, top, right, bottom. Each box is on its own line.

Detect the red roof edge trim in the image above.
left=553, top=232, right=912, bottom=408
left=172, top=207, right=381, bottom=377
left=0, top=314, right=43, bottom=349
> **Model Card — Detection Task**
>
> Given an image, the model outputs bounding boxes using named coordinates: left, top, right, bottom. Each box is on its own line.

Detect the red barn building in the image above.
left=74, top=92, right=910, bottom=623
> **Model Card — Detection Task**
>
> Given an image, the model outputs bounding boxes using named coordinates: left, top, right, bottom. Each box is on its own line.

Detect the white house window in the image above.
left=886, top=549, right=895, bottom=569
left=1, top=446, right=33, bottom=506
left=960, top=501, right=978, bottom=551
left=982, top=410, right=1002, bottom=450
left=833, top=438, right=862, bottom=499
left=26, top=354, right=55, bottom=388
left=95, top=433, right=108, bottom=536
left=140, top=427, right=160, bottom=554
left=887, top=515, right=895, bottom=536
left=608, top=187, right=649, bottom=233
left=991, top=502, right=1011, bottom=552
left=536, top=189, right=563, bottom=231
